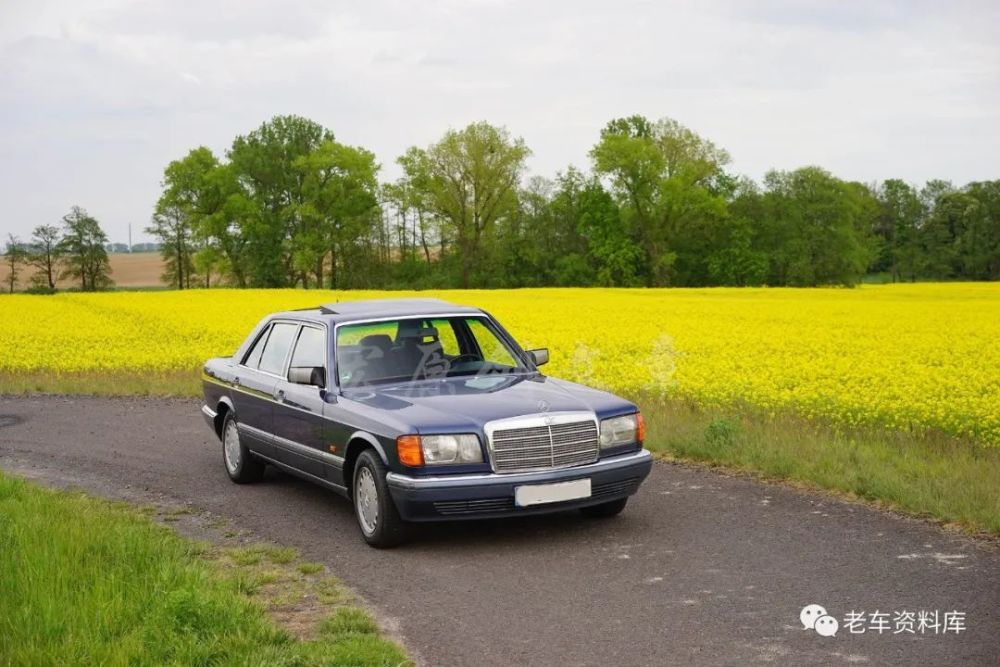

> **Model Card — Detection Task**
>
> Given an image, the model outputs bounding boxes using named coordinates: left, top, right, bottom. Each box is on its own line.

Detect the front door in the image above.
left=272, top=324, right=338, bottom=481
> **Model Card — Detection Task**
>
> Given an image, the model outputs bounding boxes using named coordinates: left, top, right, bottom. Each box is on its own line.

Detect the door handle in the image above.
left=233, top=377, right=240, bottom=387
left=274, top=388, right=285, bottom=402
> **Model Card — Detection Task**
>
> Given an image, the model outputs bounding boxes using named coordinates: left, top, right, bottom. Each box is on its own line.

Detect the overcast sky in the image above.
left=2, top=0, right=998, bottom=243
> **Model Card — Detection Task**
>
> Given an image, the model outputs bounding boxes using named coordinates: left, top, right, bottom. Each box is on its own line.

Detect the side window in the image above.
left=258, top=323, right=299, bottom=376
left=289, top=326, right=326, bottom=370
left=428, top=319, right=461, bottom=356
left=242, top=325, right=271, bottom=369
left=467, top=319, right=518, bottom=368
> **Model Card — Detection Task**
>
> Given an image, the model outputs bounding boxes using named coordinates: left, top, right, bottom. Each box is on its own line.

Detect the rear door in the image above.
left=232, top=321, right=299, bottom=458
left=272, top=324, right=334, bottom=480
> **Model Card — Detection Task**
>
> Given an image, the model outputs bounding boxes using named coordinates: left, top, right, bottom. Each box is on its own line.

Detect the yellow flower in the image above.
left=1, top=283, right=997, bottom=445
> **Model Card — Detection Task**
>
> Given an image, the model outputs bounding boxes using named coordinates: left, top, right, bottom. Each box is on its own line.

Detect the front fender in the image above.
left=347, top=430, right=389, bottom=464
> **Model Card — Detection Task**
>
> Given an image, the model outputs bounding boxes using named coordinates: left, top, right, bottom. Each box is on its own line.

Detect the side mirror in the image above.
left=288, top=366, right=326, bottom=387
left=528, top=348, right=549, bottom=367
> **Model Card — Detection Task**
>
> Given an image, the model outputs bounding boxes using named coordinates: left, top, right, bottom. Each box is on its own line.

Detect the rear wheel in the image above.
left=353, top=450, right=408, bottom=548
left=580, top=497, right=628, bottom=518
left=222, top=413, right=265, bottom=484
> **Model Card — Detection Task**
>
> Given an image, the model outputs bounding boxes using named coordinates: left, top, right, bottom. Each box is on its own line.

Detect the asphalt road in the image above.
left=1, top=396, right=997, bottom=666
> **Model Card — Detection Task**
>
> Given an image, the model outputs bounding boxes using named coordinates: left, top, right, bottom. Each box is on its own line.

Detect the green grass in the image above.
left=3, top=369, right=998, bottom=535
left=231, top=544, right=300, bottom=567
left=0, top=473, right=410, bottom=666
left=640, top=394, right=1000, bottom=535
left=299, top=562, right=326, bottom=575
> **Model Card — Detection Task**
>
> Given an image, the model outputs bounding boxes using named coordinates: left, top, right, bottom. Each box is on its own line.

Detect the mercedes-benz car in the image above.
left=201, top=298, right=652, bottom=547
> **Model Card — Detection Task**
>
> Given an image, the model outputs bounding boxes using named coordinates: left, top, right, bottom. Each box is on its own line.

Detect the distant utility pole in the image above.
left=128, top=223, right=132, bottom=253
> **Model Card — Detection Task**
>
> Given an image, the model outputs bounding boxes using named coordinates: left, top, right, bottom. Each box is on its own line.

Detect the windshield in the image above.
left=336, top=316, right=527, bottom=387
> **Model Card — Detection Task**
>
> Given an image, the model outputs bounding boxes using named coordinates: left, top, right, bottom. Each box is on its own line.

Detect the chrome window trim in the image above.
left=240, top=318, right=324, bottom=382
left=483, top=410, right=599, bottom=474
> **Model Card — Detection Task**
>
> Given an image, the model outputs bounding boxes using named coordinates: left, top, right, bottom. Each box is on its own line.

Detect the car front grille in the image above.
left=489, top=418, right=599, bottom=473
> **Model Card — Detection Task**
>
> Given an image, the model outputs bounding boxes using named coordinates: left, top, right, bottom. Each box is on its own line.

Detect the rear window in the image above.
left=242, top=326, right=270, bottom=369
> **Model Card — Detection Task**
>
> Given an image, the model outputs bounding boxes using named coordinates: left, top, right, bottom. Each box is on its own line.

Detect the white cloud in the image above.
left=1, top=0, right=998, bottom=242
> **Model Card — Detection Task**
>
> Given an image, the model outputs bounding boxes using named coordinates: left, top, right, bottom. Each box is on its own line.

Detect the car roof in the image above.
left=272, top=298, right=483, bottom=324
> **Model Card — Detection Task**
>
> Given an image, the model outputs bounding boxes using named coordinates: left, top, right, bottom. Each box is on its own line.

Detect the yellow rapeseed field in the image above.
left=1, top=284, right=998, bottom=445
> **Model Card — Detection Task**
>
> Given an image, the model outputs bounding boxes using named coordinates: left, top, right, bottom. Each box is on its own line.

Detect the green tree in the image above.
left=391, top=148, right=443, bottom=266
left=709, top=178, right=769, bottom=286
left=27, top=225, right=62, bottom=290
left=4, top=234, right=28, bottom=293
left=148, top=148, right=227, bottom=289
left=494, top=176, right=562, bottom=287
left=147, top=204, right=196, bottom=289
left=58, top=206, right=113, bottom=291
left=591, top=115, right=730, bottom=285
left=398, top=122, right=531, bottom=288
left=549, top=168, right=643, bottom=286
left=229, top=115, right=334, bottom=287
left=293, top=140, right=380, bottom=288
left=874, top=179, right=925, bottom=281
left=961, top=181, right=1000, bottom=279
left=200, top=162, right=255, bottom=288
left=921, top=183, right=1000, bottom=280
left=757, top=167, right=875, bottom=286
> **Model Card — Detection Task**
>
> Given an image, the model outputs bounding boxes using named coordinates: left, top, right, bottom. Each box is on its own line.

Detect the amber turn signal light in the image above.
left=636, top=412, right=646, bottom=444
left=397, top=435, right=424, bottom=467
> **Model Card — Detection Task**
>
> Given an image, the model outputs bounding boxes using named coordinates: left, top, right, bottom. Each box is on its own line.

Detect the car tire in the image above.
left=580, top=497, right=628, bottom=518
left=222, top=412, right=266, bottom=484
left=353, top=449, right=408, bottom=548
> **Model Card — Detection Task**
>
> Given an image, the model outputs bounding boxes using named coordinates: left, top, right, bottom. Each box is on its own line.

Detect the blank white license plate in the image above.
left=515, top=478, right=592, bottom=507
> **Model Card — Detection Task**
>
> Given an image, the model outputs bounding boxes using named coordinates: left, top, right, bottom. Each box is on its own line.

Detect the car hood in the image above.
left=340, top=373, right=636, bottom=435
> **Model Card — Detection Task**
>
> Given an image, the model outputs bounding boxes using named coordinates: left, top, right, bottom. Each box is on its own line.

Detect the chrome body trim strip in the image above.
left=252, top=452, right=349, bottom=496
left=237, top=422, right=271, bottom=441
left=272, top=432, right=345, bottom=467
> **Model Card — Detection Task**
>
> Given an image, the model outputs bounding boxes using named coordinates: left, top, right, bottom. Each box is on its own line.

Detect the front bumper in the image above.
left=386, top=449, right=653, bottom=521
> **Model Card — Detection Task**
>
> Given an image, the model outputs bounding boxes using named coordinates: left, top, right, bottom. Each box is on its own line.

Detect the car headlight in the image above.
left=600, top=413, right=643, bottom=447
left=420, top=434, right=484, bottom=465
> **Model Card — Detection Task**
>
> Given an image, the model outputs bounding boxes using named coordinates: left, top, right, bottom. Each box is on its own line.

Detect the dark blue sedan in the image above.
left=201, top=298, right=652, bottom=547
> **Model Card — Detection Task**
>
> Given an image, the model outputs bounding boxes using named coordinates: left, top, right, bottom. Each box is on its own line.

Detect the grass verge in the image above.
left=640, top=394, right=1000, bottom=536
left=0, top=472, right=410, bottom=666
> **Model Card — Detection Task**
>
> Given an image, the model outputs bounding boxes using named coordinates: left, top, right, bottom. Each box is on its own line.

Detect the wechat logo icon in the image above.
left=801, top=604, right=838, bottom=637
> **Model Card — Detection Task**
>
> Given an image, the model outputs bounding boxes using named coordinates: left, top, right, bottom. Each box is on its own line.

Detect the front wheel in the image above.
left=580, top=497, right=628, bottom=519
left=222, top=413, right=265, bottom=484
left=353, top=450, right=408, bottom=548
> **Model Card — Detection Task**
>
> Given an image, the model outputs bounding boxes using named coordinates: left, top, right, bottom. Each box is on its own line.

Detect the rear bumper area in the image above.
left=201, top=404, right=218, bottom=434
left=386, top=449, right=653, bottom=521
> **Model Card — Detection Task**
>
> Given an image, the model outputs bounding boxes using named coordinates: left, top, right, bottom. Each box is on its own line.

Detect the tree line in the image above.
left=6, top=113, right=999, bottom=292
left=4, top=207, right=113, bottom=293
